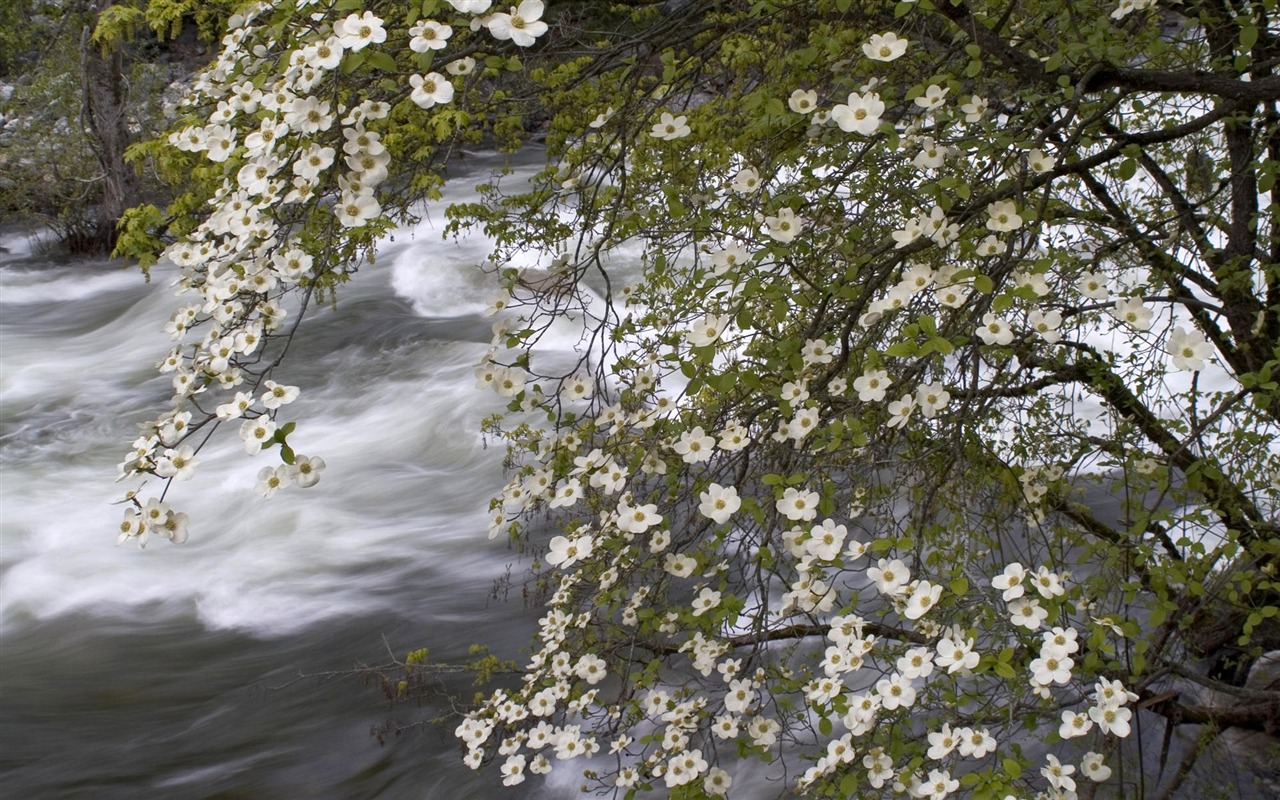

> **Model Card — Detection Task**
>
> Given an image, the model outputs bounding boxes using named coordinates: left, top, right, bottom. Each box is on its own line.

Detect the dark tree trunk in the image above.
left=78, top=1, right=134, bottom=254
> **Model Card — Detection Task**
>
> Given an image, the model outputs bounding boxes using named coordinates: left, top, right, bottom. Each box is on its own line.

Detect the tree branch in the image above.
left=1141, top=689, right=1280, bottom=736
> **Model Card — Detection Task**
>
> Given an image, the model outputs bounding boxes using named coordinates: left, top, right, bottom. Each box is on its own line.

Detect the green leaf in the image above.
left=341, top=50, right=366, bottom=74
left=1257, top=160, right=1277, bottom=193
left=1240, top=23, right=1259, bottom=52
left=366, top=50, right=398, bottom=72
left=1148, top=605, right=1167, bottom=628
left=820, top=481, right=837, bottom=515
left=757, top=546, right=775, bottom=570
left=1003, top=758, right=1022, bottom=780
left=1117, top=158, right=1137, bottom=180
left=973, top=275, right=994, bottom=294
left=929, top=336, right=955, bottom=355
left=818, top=716, right=833, bottom=736
left=91, top=4, right=146, bottom=50
left=950, top=577, right=969, bottom=596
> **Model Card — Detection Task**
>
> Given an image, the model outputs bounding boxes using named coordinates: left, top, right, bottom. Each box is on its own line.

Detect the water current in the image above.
left=0, top=153, right=584, bottom=799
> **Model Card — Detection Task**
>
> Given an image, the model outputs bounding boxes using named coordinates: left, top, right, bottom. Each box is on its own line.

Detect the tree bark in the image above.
left=78, top=0, right=133, bottom=254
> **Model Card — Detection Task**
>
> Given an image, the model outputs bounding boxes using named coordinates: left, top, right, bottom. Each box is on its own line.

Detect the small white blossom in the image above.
left=863, top=32, right=908, bottom=62
left=650, top=112, right=691, bottom=140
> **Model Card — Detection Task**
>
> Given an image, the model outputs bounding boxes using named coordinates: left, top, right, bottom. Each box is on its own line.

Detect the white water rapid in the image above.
left=0, top=152, right=584, bottom=799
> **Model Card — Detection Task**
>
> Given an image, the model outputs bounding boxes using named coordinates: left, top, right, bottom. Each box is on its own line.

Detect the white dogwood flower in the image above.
left=863, top=32, right=908, bottom=61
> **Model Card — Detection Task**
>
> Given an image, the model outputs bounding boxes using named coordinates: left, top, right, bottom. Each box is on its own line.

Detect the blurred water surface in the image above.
left=0, top=153, right=571, bottom=799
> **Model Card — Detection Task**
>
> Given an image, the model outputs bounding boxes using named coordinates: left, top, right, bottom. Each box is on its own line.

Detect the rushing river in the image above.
left=0, top=153, right=584, bottom=798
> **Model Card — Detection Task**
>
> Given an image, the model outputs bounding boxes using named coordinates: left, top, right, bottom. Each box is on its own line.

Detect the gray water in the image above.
left=0, top=154, right=579, bottom=799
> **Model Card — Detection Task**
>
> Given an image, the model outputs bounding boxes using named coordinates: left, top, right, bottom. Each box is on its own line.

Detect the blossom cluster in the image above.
left=126, top=2, right=1276, bottom=799
left=117, top=2, right=551, bottom=543
left=451, top=16, right=1184, bottom=797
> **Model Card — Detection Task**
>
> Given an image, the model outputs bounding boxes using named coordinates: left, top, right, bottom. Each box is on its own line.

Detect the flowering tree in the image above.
left=115, top=0, right=1280, bottom=797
